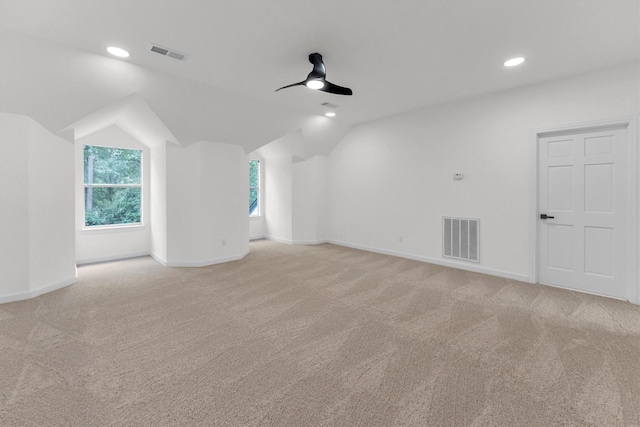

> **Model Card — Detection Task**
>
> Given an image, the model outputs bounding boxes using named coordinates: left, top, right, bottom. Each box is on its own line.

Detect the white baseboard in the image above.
left=291, top=239, right=328, bottom=245
left=327, top=239, right=529, bottom=282
left=265, top=236, right=328, bottom=246
left=265, top=236, right=293, bottom=245
left=163, top=249, right=250, bottom=267
left=538, top=281, right=628, bottom=302
left=150, top=253, right=168, bottom=266
left=250, top=235, right=266, bottom=241
left=76, top=251, right=150, bottom=266
left=0, top=276, right=78, bottom=305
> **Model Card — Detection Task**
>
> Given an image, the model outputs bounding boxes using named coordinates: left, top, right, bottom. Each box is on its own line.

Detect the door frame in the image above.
left=529, top=116, right=639, bottom=304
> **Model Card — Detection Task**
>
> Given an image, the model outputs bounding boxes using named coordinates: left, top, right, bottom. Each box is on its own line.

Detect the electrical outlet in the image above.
left=221, top=238, right=227, bottom=247
left=398, top=236, right=404, bottom=243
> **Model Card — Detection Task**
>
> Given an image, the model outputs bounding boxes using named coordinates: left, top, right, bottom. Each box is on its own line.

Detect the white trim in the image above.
left=249, top=235, right=266, bottom=241
left=266, top=236, right=329, bottom=246
left=266, top=236, right=293, bottom=245
left=0, top=276, right=78, bottom=305
left=538, top=281, right=626, bottom=302
left=83, top=144, right=144, bottom=229
left=291, top=240, right=328, bottom=246
left=81, top=224, right=145, bottom=234
left=76, top=251, right=150, bottom=265
left=528, top=127, right=539, bottom=284
left=162, top=249, right=249, bottom=267
left=327, top=239, right=529, bottom=282
left=530, top=116, right=639, bottom=304
left=150, top=253, right=168, bottom=266
left=628, top=115, right=640, bottom=305
left=84, top=183, right=142, bottom=189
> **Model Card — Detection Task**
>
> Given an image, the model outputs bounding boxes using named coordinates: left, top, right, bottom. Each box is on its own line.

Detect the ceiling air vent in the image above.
left=149, top=43, right=188, bottom=61
left=321, top=102, right=339, bottom=109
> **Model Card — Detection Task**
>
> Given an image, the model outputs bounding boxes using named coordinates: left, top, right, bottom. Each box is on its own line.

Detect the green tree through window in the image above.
left=249, top=160, right=260, bottom=216
left=84, top=145, right=142, bottom=226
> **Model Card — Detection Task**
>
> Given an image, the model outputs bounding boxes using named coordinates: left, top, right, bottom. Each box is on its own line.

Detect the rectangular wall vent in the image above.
left=443, top=217, right=479, bottom=262
left=149, top=43, right=188, bottom=61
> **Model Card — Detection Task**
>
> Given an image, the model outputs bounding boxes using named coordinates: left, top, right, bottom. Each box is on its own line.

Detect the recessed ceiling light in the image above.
left=306, top=80, right=325, bottom=90
left=107, top=46, right=130, bottom=58
left=325, top=112, right=336, bottom=117
left=504, top=57, right=525, bottom=67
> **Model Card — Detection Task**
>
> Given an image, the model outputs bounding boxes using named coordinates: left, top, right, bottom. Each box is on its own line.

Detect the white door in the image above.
left=538, top=126, right=628, bottom=299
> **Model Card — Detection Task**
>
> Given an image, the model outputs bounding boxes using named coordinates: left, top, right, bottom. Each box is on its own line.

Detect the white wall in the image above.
left=0, top=112, right=76, bottom=303
left=315, top=156, right=329, bottom=242
left=328, top=62, right=640, bottom=281
left=166, top=141, right=249, bottom=266
left=29, top=118, right=76, bottom=291
left=292, top=156, right=328, bottom=244
left=150, top=141, right=168, bottom=263
left=255, top=130, right=332, bottom=245
left=166, top=142, right=201, bottom=262
left=0, top=113, right=30, bottom=298
left=200, top=141, right=249, bottom=261
left=75, top=125, right=151, bottom=264
left=257, top=153, right=329, bottom=245
left=264, top=155, right=293, bottom=243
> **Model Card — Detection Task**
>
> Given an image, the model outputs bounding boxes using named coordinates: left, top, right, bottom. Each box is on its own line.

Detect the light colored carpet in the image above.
left=1, top=240, right=639, bottom=426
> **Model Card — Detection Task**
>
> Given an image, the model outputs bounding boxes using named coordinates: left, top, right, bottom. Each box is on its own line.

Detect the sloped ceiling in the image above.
left=64, top=93, right=179, bottom=148
left=0, top=0, right=638, bottom=155
left=0, top=27, right=351, bottom=156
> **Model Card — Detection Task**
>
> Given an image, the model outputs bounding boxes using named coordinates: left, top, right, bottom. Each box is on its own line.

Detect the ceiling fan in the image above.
left=275, top=53, right=353, bottom=96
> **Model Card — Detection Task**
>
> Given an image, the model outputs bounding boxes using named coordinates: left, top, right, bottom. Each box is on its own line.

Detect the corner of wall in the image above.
left=0, top=112, right=76, bottom=303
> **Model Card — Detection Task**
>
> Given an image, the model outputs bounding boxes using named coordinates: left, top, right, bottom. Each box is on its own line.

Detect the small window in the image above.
left=84, top=145, right=142, bottom=227
left=249, top=160, right=260, bottom=216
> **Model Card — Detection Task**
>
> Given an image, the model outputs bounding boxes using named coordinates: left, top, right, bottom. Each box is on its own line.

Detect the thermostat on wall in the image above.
left=453, top=173, right=464, bottom=180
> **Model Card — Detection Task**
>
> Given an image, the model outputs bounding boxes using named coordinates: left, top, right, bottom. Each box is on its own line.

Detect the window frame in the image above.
left=249, top=159, right=260, bottom=218
left=83, top=144, right=144, bottom=229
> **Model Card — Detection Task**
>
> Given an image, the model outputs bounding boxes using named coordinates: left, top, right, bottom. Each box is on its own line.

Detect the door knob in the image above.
left=540, top=214, right=555, bottom=219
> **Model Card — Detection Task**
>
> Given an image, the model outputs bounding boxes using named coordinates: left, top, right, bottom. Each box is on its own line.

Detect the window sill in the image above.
left=250, top=215, right=262, bottom=219
left=81, top=224, right=146, bottom=234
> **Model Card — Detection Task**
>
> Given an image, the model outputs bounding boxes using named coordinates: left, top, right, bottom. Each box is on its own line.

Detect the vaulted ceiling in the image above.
left=0, top=0, right=638, bottom=155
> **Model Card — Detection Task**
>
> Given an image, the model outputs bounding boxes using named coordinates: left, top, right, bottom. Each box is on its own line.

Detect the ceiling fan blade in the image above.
left=308, top=53, right=326, bottom=79
left=275, top=81, right=305, bottom=92
left=275, top=53, right=351, bottom=95
left=319, top=80, right=353, bottom=96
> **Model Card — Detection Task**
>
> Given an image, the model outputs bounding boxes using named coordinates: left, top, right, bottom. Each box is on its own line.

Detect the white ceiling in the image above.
left=0, top=0, right=638, bottom=154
